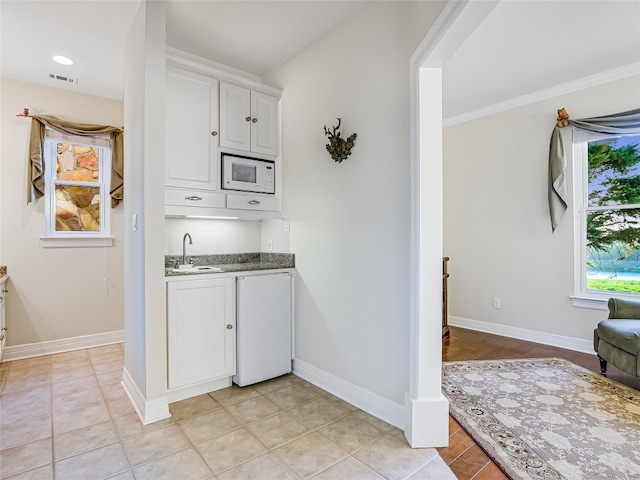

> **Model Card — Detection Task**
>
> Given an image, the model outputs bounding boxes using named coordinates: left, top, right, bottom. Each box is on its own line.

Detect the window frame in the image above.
left=571, top=133, right=640, bottom=309
left=40, top=129, right=114, bottom=248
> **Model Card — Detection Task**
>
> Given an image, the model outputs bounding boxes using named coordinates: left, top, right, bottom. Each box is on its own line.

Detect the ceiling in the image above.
left=1, top=1, right=639, bottom=121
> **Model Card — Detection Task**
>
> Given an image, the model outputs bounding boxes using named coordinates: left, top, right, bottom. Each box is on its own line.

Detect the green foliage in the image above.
left=587, top=279, right=640, bottom=294
left=587, top=139, right=640, bottom=254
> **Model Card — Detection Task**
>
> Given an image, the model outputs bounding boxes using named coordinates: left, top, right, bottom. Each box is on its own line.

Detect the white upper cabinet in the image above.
left=165, top=66, right=219, bottom=190
left=220, top=82, right=279, bottom=156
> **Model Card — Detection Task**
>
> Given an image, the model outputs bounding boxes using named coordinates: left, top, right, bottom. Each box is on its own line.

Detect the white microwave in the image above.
left=221, top=153, right=275, bottom=194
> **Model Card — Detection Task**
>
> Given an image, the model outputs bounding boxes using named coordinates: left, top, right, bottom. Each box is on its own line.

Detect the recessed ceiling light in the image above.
left=52, top=55, right=73, bottom=66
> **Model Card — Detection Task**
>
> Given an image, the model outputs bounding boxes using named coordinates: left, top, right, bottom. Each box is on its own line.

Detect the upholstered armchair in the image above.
left=594, top=297, right=640, bottom=376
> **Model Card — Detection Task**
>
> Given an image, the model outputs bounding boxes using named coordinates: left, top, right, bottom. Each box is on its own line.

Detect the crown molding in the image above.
left=444, top=63, right=640, bottom=127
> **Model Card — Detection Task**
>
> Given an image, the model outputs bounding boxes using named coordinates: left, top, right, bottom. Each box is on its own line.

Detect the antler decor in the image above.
left=323, top=118, right=356, bottom=163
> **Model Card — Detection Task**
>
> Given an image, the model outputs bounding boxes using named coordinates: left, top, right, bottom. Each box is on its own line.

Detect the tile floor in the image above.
left=0, top=343, right=455, bottom=479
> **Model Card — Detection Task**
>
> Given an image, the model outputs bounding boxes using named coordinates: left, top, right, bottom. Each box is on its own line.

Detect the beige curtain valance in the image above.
left=27, top=114, right=124, bottom=207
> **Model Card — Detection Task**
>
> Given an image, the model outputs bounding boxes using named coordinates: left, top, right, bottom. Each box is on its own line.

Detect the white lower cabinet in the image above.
left=167, top=277, right=235, bottom=391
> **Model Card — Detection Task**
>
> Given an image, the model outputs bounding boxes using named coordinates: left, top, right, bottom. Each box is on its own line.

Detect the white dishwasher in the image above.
left=233, top=272, right=292, bottom=387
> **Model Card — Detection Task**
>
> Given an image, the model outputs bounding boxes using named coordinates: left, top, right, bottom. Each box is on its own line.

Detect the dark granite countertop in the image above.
left=165, top=253, right=294, bottom=277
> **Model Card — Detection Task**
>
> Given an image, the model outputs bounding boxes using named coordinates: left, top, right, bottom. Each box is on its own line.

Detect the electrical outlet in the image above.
left=266, top=239, right=273, bottom=251
left=493, top=297, right=501, bottom=309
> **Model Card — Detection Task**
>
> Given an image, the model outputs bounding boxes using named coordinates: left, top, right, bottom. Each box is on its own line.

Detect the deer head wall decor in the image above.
left=323, top=118, right=356, bottom=163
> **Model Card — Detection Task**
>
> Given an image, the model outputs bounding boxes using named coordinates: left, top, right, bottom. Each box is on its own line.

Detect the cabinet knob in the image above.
left=185, top=196, right=202, bottom=201
left=252, top=118, right=257, bottom=124
left=248, top=200, right=260, bottom=205
left=226, top=324, right=233, bottom=329
left=245, top=116, right=251, bottom=122
left=211, top=131, right=218, bottom=137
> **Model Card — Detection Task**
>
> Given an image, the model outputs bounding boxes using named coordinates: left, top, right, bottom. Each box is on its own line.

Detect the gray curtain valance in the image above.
left=28, top=115, right=124, bottom=207
left=548, top=107, right=640, bottom=232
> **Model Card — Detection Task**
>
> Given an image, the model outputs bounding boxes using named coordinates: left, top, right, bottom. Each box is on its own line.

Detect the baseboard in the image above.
left=2, top=330, right=125, bottom=361
left=293, top=358, right=405, bottom=430
left=448, top=316, right=595, bottom=355
left=121, top=367, right=171, bottom=425
left=166, top=377, right=232, bottom=404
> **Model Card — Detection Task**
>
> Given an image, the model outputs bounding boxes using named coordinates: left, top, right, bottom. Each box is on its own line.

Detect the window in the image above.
left=41, top=129, right=113, bottom=247
left=574, top=134, right=640, bottom=302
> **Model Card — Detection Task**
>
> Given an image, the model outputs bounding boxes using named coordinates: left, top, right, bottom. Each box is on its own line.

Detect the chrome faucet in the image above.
left=182, top=233, right=193, bottom=265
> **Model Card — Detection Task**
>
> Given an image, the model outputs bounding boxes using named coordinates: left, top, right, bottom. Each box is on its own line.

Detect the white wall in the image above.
left=164, top=218, right=261, bottom=255
left=443, top=75, right=640, bottom=344
left=265, top=1, right=446, bottom=405
left=0, top=78, right=124, bottom=346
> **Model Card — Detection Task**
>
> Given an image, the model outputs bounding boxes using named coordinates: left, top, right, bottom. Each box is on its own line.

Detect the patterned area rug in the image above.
left=442, top=358, right=640, bottom=480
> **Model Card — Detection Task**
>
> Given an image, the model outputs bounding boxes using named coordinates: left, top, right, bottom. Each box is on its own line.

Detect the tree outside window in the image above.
left=584, top=135, right=640, bottom=294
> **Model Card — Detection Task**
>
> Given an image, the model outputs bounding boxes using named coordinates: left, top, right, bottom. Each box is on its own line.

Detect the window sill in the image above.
left=40, top=237, right=114, bottom=248
left=570, top=296, right=609, bottom=310
left=570, top=293, right=640, bottom=311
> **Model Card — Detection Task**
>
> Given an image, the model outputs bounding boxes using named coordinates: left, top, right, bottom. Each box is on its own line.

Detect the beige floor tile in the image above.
left=52, top=401, right=111, bottom=435
left=196, top=428, right=267, bottom=474
left=50, top=365, right=95, bottom=385
left=0, top=415, right=51, bottom=451
left=0, top=437, right=52, bottom=478
left=92, top=359, right=123, bottom=376
left=264, top=384, right=320, bottom=410
left=2, top=382, right=51, bottom=399
left=272, top=432, right=347, bottom=479
left=317, top=414, right=383, bottom=453
left=113, top=412, right=174, bottom=440
left=407, top=455, right=458, bottom=479
left=169, top=394, right=221, bottom=422
left=104, top=471, right=134, bottom=480
left=208, top=385, right=261, bottom=406
left=50, top=356, right=92, bottom=373
left=352, top=434, right=439, bottom=480
left=1, top=463, right=53, bottom=480
left=5, top=364, right=51, bottom=382
left=5, top=356, right=51, bottom=371
left=179, top=409, right=239, bottom=444
left=89, top=349, right=124, bottom=365
left=51, top=374, right=100, bottom=397
left=318, top=391, right=359, bottom=412
left=251, top=374, right=300, bottom=395
left=53, top=420, right=119, bottom=461
left=216, top=452, right=298, bottom=480
left=349, top=410, right=398, bottom=433
left=53, top=442, right=130, bottom=480
left=246, top=412, right=309, bottom=449
left=104, top=390, right=137, bottom=419
left=87, top=343, right=123, bottom=358
left=1, top=375, right=50, bottom=398
left=0, top=397, right=51, bottom=427
left=311, top=457, right=385, bottom=480
left=132, top=447, right=212, bottom=480
left=51, top=386, right=104, bottom=415
left=96, top=369, right=123, bottom=387
left=288, top=397, right=350, bottom=429
left=121, top=425, right=190, bottom=467
left=225, top=396, right=282, bottom=426
left=50, top=349, right=88, bottom=363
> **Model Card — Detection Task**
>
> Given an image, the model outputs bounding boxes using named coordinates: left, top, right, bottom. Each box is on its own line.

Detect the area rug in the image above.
left=442, top=358, right=640, bottom=480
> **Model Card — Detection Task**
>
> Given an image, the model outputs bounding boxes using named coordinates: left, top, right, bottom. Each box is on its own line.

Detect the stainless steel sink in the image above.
left=171, top=265, right=223, bottom=273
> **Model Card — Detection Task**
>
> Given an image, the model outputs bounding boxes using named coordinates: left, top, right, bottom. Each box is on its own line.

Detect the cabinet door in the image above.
left=167, top=277, right=235, bottom=389
left=165, top=67, right=219, bottom=190
left=219, top=82, right=251, bottom=152
left=251, top=91, right=279, bottom=156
